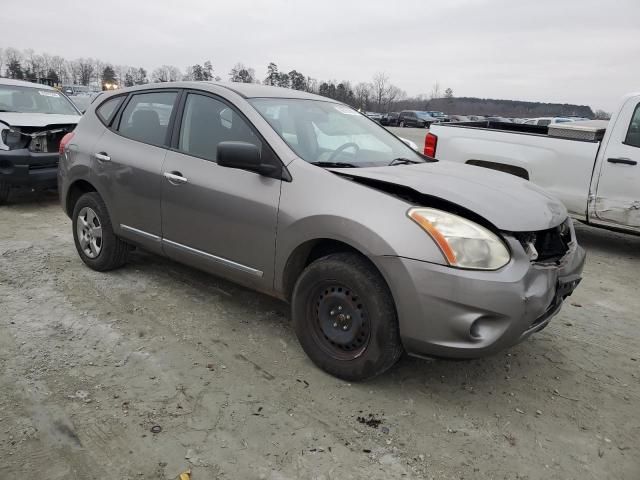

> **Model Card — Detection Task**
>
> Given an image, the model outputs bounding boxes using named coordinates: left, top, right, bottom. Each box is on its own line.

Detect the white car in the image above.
left=0, top=78, right=81, bottom=203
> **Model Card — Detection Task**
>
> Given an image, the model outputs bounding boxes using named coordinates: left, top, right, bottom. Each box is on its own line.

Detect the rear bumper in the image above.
left=376, top=235, right=586, bottom=359
left=0, top=149, right=59, bottom=188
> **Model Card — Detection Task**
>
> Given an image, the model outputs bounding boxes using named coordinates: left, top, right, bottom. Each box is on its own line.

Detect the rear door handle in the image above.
left=163, top=171, right=188, bottom=184
left=94, top=152, right=111, bottom=162
left=607, top=157, right=637, bottom=165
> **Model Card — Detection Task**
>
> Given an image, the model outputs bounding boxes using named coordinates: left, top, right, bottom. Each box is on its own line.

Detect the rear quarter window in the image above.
left=96, top=96, right=124, bottom=125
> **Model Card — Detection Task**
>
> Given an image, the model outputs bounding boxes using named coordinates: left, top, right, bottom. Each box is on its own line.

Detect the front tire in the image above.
left=399, top=121, right=405, bottom=128
left=0, top=181, right=10, bottom=205
left=72, top=192, right=129, bottom=271
left=292, top=253, right=403, bottom=381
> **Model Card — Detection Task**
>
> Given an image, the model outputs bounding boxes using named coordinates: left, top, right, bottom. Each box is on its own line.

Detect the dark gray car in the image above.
left=58, top=82, right=585, bottom=380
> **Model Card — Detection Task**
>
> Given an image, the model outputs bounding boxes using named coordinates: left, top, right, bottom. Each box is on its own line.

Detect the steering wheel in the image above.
left=327, top=142, right=360, bottom=162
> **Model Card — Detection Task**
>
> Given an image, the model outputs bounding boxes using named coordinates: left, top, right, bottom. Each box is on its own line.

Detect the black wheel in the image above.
left=72, top=192, right=129, bottom=271
left=0, top=181, right=10, bottom=205
left=399, top=121, right=405, bottom=128
left=292, top=253, right=403, bottom=381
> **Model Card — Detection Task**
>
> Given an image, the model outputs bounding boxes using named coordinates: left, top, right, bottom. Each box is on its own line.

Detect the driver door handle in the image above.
left=94, top=152, right=111, bottom=162
left=163, top=171, right=188, bottom=184
left=607, top=157, right=637, bottom=166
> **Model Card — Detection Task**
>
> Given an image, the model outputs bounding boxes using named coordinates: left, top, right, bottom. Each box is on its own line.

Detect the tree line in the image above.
left=0, top=46, right=600, bottom=118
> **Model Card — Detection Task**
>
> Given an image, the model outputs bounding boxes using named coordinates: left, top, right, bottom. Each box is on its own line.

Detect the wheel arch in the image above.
left=280, top=237, right=390, bottom=303
left=65, top=179, right=99, bottom=217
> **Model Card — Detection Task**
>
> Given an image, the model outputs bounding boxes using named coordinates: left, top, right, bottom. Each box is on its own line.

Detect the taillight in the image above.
left=59, top=131, right=74, bottom=154
left=424, top=132, right=437, bottom=157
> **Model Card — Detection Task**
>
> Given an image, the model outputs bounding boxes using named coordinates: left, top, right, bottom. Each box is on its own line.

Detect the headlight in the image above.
left=408, top=207, right=510, bottom=270
left=0, top=124, right=10, bottom=151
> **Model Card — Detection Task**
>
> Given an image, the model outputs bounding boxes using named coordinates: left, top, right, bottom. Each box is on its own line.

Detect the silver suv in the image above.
left=59, top=82, right=585, bottom=380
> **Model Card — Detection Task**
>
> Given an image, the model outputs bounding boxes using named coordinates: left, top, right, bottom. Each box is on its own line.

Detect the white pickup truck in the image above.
left=427, top=93, right=640, bottom=234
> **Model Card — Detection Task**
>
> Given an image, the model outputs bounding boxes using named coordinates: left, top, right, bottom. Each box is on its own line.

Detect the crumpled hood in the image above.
left=333, top=161, right=567, bottom=232
left=0, top=112, right=80, bottom=128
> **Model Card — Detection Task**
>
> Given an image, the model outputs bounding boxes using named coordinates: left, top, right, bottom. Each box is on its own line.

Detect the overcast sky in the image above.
left=2, top=0, right=639, bottom=111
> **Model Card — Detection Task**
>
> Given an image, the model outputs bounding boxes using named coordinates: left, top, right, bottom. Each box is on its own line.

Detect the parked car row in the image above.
left=379, top=111, right=443, bottom=128
left=375, top=111, right=593, bottom=128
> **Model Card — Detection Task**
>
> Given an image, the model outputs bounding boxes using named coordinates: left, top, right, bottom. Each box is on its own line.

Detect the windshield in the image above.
left=416, top=112, right=434, bottom=120
left=249, top=98, right=424, bottom=167
left=0, top=85, right=80, bottom=115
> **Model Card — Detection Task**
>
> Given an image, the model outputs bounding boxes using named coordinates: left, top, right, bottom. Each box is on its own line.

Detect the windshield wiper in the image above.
left=310, top=161, right=358, bottom=168
left=388, top=157, right=422, bottom=166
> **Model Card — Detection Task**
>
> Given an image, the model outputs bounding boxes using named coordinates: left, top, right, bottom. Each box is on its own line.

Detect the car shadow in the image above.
left=574, top=221, right=640, bottom=260
left=1, top=188, right=59, bottom=207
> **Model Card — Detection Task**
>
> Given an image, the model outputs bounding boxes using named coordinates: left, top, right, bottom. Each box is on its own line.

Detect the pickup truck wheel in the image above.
left=292, top=252, right=403, bottom=381
left=72, top=192, right=129, bottom=271
left=0, top=181, right=10, bottom=205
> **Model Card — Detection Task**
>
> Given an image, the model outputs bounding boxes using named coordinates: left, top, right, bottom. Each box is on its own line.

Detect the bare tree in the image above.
left=151, top=65, right=182, bottom=83
left=593, top=109, right=611, bottom=120
left=371, top=72, right=390, bottom=111
left=354, top=82, right=373, bottom=110
left=444, top=87, right=453, bottom=98
left=430, top=81, right=442, bottom=100
left=385, top=85, right=406, bottom=111
left=72, top=58, right=95, bottom=86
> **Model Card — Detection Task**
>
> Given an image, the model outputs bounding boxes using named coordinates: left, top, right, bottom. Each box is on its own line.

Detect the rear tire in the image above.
left=0, top=181, right=10, bottom=205
left=292, top=253, right=403, bottom=381
left=72, top=192, right=129, bottom=271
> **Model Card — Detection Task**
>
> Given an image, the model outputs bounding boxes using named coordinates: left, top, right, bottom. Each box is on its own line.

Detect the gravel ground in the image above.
left=1, top=190, right=638, bottom=480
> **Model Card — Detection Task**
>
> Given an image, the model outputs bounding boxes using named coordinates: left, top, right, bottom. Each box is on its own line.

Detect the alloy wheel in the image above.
left=76, top=207, right=103, bottom=258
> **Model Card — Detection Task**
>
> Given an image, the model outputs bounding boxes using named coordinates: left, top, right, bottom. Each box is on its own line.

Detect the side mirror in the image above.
left=217, top=141, right=278, bottom=176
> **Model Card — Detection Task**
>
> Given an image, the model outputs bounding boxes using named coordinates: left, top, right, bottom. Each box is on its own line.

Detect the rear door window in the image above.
left=117, top=91, right=177, bottom=146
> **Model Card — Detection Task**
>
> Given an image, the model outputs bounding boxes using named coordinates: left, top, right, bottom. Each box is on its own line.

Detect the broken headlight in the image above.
left=0, top=123, right=28, bottom=151
left=408, top=207, right=511, bottom=270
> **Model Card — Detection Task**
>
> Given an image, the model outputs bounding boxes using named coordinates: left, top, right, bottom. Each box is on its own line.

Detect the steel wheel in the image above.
left=309, top=282, right=371, bottom=361
left=76, top=206, right=103, bottom=258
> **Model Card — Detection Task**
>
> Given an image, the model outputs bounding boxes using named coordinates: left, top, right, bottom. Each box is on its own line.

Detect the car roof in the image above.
left=0, top=78, right=57, bottom=90
left=100, top=81, right=338, bottom=103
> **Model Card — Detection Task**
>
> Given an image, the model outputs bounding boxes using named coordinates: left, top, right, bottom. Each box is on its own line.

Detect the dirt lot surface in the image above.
left=1, top=191, right=638, bottom=480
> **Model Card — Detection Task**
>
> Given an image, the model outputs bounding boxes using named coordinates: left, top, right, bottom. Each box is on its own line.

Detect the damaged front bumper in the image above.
left=0, top=149, right=60, bottom=188
left=0, top=123, right=74, bottom=189
left=376, top=227, right=586, bottom=359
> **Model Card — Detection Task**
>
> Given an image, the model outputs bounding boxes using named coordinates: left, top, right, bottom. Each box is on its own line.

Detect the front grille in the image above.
left=515, top=220, right=572, bottom=264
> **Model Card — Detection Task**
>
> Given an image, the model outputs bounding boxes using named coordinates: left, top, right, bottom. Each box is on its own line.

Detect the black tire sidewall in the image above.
left=0, top=181, right=10, bottom=204
left=292, top=253, right=402, bottom=381
left=72, top=192, right=126, bottom=271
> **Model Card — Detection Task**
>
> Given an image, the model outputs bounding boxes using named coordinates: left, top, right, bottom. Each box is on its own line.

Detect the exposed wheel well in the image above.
left=282, top=239, right=376, bottom=301
left=66, top=180, right=97, bottom=217
left=465, top=160, right=529, bottom=180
